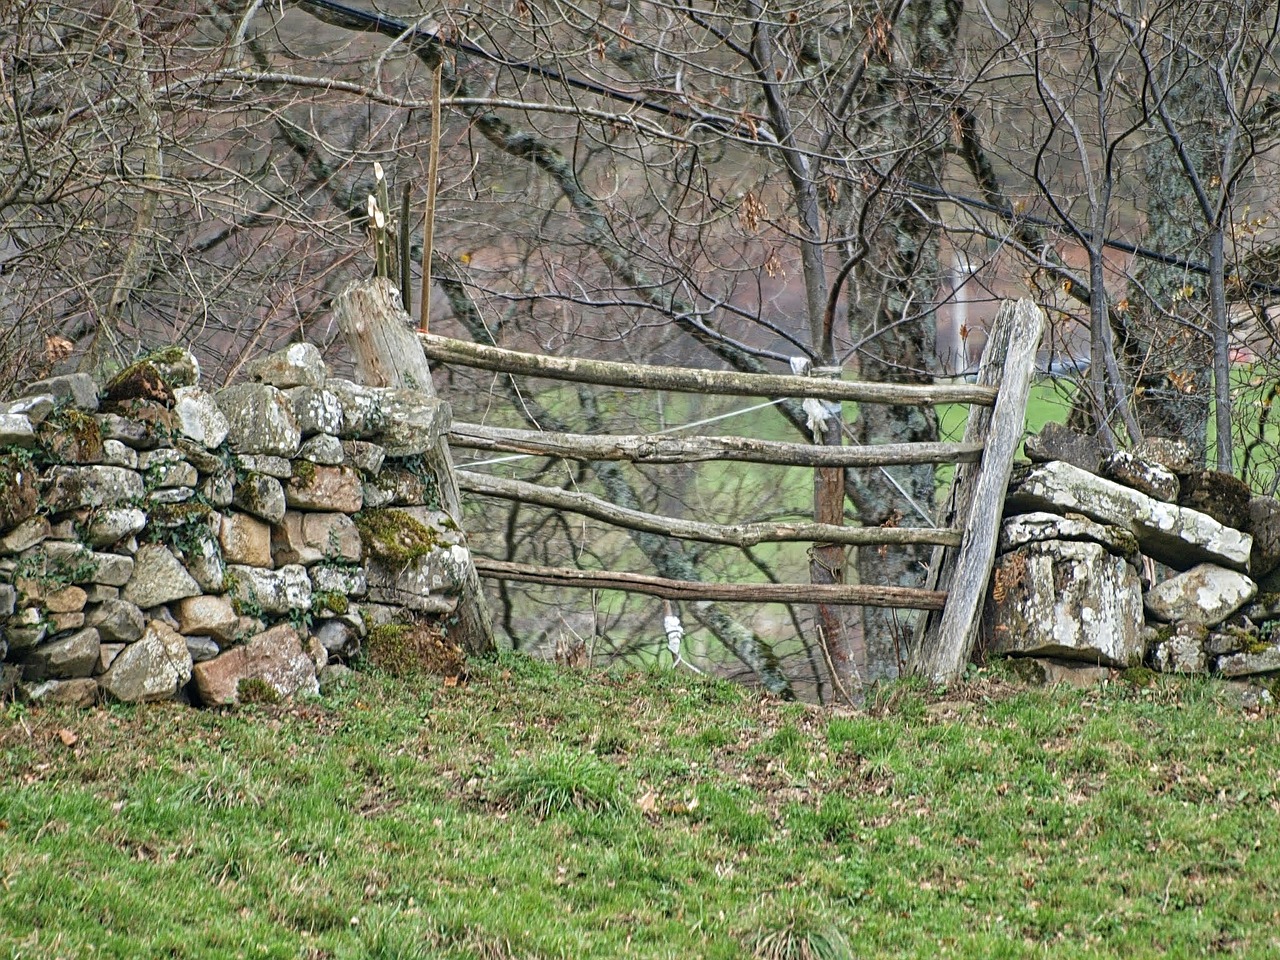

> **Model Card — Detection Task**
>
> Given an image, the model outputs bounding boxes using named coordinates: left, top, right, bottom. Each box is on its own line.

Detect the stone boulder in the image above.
left=22, top=628, right=101, bottom=681
left=1023, top=422, right=1104, bottom=473
left=173, top=595, right=240, bottom=644
left=1007, top=460, right=1252, bottom=571
left=191, top=624, right=320, bottom=705
left=987, top=538, right=1144, bottom=667
left=172, top=386, right=230, bottom=449
left=122, top=544, right=201, bottom=608
left=244, top=342, right=327, bottom=390
left=232, top=472, right=287, bottom=524
left=285, top=386, right=344, bottom=437
left=1100, top=450, right=1179, bottom=502
left=20, top=678, right=100, bottom=707
left=1177, top=470, right=1252, bottom=531
left=86, top=598, right=146, bottom=643
left=1144, top=564, right=1257, bottom=627
left=216, top=383, right=301, bottom=457
left=101, top=620, right=193, bottom=702
left=225, top=563, right=311, bottom=616
left=43, top=465, right=144, bottom=511
left=284, top=464, right=363, bottom=513
left=272, top=512, right=362, bottom=566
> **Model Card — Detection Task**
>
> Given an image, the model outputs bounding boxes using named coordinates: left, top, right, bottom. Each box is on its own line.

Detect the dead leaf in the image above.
left=57, top=729, right=78, bottom=747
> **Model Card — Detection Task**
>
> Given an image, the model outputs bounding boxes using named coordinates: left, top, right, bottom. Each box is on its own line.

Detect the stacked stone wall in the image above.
left=0, top=343, right=468, bottom=707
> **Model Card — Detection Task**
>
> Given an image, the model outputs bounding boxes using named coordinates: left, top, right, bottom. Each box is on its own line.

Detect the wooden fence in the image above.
left=412, top=298, right=1045, bottom=688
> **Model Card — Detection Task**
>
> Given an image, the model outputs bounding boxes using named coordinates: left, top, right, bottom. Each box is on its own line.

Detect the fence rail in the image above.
left=422, top=333, right=999, bottom=406
left=450, top=421, right=984, bottom=467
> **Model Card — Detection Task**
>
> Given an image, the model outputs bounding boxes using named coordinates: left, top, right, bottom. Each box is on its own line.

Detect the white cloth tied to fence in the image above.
left=790, top=356, right=842, bottom=442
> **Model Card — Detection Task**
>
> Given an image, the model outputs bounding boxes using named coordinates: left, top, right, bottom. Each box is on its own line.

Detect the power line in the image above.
left=295, top=0, right=1280, bottom=300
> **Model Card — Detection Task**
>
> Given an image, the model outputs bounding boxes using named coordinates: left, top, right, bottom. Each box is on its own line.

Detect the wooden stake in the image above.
left=419, top=60, right=443, bottom=332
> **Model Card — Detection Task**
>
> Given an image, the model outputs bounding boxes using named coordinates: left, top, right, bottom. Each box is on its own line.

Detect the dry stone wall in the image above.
left=989, top=425, right=1280, bottom=693
left=0, top=343, right=471, bottom=708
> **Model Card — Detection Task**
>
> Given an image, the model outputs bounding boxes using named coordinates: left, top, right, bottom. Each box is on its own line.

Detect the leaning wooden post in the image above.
left=336, top=277, right=497, bottom=656
left=909, top=299, right=1044, bottom=683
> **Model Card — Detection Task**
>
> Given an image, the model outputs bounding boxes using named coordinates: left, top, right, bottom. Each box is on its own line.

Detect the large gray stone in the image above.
left=244, top=342, right=328, bottom=389
left=100, top=620, right=193, bottom=702
left=1245, top=495, right=1280, bottom=580
left=22, top=628, right=101, bottom=681
left=326, top=378, right=384, bottom=438
left=297, top=434, right=345, bottom=466
left=370, top=390, right=450, bottom=457
left=987, top=539, right=1144, bottom=667
left=1007, top=460, right=1252, bottom=571
left=0, top=516, right=51, bottom=555
left=86, top=598, right=145, bottom=643
left=216, top=383, right=301, bottom=457
left=343, top=440, right=385, bottom=476
left=1217, top=645, right=1280, bottom=677
left=138, top=449, right=198, bottom=489
left=1144, top=564, right=1257, bottom=627
left=998, top=511, right=1139, bottom=559
left=173, top=595, right=239, bottom=643
left=1151, top=624, right=1209, bottom=675
left=122, top=544, right=201, bottom=608
left=284, top=464, right=363, bottom=513
left=19, top=678, right=100, bottom=708
left=23, top=373, right=99, bottom=411
left=232, top=472, right=287, bottom=524
left=43, top=465, right=144, bottom=511
left=1100, top=450, right=1179, bottom=502
left=225, top=563, right=311, bottom=616
left=1023, top=422, right=1103, bottom=473
left=85, top=508, right=148, bottom=548
left=284, top=386, right=344, bottom=437
left=0, top=413, right=38, bottom=448
left=172, top=385, right=230, bottom=449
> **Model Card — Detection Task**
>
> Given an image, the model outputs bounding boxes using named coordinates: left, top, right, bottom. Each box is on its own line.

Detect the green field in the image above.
left=4, top=660, right=1279, bottom=958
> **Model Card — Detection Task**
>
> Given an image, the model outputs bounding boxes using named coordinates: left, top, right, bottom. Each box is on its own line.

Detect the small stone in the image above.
left=139, top=449, right=198, bottom=489
left=43, top=585, right=87, bottom=613
left=225, top=563, right=311, bottom=616
left=1100, top=450, right=1180, bottom=502
left=285, top=386, right=344, bottom=437
left=310, top=564, right=367, bottom=597
left=0, top=413, right=38, bottom=448
left=0, top=583, right=15, bottom=616
left=1133, top=437, right=1197, bottom=474
left=97, top=413, right=164, bottom=449
left=0, top=516, right=51, bottom=555
left=19, top=678, right=99, bottom=708
left=314, top=615, right=363, bottom=659
left=172, top=385, right=230, bottom=448
left=285, top=464, right=363, bottom=513
left=47, top=612, right=85, bottom=632
left=220, top=512, right=273, bottom=567
left=362, top=464, right=432, bottom=508
left=201, top=472, right=235, bottom=508
left=147, top=487, right=197, bottom=505
left=232, top=473, right=287, bottom=524
left=999, top=511, right=1138, bottom=559
left=4, top=394, right=55, bottom=422
left=122, top=544, right=202, bottom=608
left=1178, top=471, right=1252, bottom=531
left=343, top=440, right=385, bottom=475
left=326, top=379, right=383, bottom=438
left=96, top=643, right=126, bottom=674
left=100, top=620, right=193, bottom=702
left=1003, top=657, right=1112, bottom=687
left=1217, top=645, right=1280, bottom=677
left=235, top=455, right=292, bottom=479
left=88, top=552, right=134, bottom=587
left=318, top=663, right=354, bottom=691
left=22, top=628, right=101, bottom=681
left=1151, top=623, right=1209, bottom=674
left=186, top=636, right=221, bottom=663
left=85, top=508, right=148, bottom=548
left=173, top=595, right=240, bottom=644
left=371, top=390, right=450, bottom=457
left=1144, top=564, right=1257, bottom=627
left=86, top=598, right=146, bottom=643
left=100, top=439, right=139, bottom=468
left=1245, top=495, right=1280, bottom=580
left=298, top=433, right=345, bottom=466
left=1024, top=422, right=1104, bottom=473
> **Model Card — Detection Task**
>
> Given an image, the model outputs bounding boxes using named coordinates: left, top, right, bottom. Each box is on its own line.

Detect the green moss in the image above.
left=311, top=590, right=349, bottom=616
left=356, top=509, right=444, bottom=566
left=292, top=459, right=317, bottom=485
left=365, top=619, right=464, bottom=678
left=1120, top=666, right=1159, bottom=687
left=237, top=677, right=282, bottom=705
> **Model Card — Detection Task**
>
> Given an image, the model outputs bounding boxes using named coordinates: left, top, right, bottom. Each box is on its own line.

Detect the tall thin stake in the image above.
left=419, top=60, right=443, bottom=332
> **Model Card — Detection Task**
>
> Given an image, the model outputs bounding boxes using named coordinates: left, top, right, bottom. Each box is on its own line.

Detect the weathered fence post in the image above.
left=335, top=278, right=497, bottom=656
left=909, top=298, right=1045, bottom=683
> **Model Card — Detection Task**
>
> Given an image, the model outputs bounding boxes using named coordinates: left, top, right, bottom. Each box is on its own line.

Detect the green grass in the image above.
left=4, top=659, right=1280, bottom=958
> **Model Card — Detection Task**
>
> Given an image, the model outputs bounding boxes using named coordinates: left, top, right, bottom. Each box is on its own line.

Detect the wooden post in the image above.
left=335, top=278, right=497, bottom=656
left=909, top=299, right=1044, bottom=683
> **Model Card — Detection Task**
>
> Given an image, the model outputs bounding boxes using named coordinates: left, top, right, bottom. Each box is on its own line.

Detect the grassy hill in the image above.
left=3, top=658, right=1279, bottom=958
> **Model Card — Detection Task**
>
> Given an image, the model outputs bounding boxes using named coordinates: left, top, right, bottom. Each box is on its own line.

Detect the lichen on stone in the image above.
left=356, top=509, right=445, bottom=566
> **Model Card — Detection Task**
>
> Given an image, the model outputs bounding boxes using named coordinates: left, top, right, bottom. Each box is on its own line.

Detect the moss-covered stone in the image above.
left=364, top=618, right=463, bottom=678
left=356, top=509, right=445, bottom=566
left=0, top=451, right=40, bottom=529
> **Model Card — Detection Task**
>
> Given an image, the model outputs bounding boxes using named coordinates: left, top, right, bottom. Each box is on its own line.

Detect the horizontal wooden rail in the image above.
left=474, top=558, right=949, bottom=609
left=422, top=334, right=998, bottom=406
left=458, top=470, right=963, bottom=548
left=451, top=422, right=984, bottom=467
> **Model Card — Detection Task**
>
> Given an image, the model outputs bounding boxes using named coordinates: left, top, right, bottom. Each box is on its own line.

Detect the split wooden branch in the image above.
left=473, top=558, right=949, bottom=609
